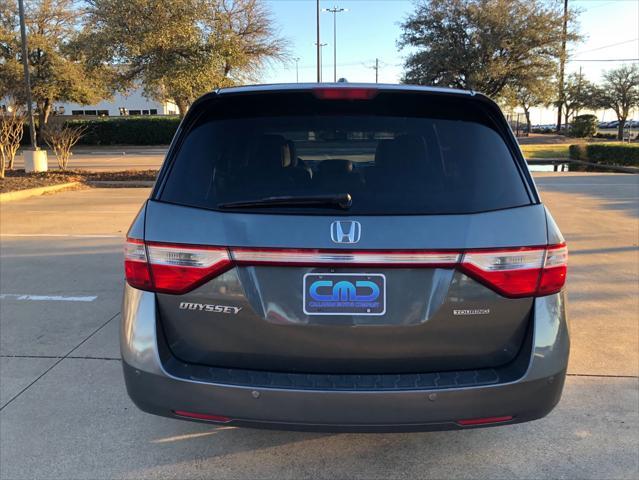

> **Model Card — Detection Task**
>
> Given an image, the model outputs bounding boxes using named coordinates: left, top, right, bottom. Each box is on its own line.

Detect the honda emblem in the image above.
left=330, top=221, right=361, bottom=244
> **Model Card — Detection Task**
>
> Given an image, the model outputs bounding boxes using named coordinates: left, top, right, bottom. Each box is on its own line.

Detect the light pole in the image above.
left=293, top=57, right=300, bottom=83
left=323, top=6, right=347, bottom=82
left=17, top=0, right=37, bottom=149
left=316, top=0, right=320, bottom=82
left=315, top=43, right=327, bottom=82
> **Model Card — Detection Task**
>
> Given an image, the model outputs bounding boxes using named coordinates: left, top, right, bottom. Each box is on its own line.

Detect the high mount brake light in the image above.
left=124, top=240, right=567, bottom=297
left=313, top=87, right=378, bottom=100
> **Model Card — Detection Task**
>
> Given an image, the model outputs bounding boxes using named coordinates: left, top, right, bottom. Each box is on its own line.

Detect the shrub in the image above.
left=570, top=114, right=598, bottom=138
left=68, top=116, right=180, bottom=145
left=569, top=143, right=639, bottom=166
left=42, top=118, right=88, bottom=170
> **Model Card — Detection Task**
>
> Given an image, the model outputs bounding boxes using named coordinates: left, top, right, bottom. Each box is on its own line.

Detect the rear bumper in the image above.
left=121, top=285, right=570, bottom=432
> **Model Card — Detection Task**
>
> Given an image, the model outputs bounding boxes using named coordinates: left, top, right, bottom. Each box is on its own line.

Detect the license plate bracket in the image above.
left=303, top=273, right=386, bottom=316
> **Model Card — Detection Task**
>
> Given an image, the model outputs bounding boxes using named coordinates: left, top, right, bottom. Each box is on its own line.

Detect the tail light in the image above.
left=460, top=244, right=567, bottom=298
left=124, top=239, right=232, bottom=294
left=125, top=239, right=566, bottom=297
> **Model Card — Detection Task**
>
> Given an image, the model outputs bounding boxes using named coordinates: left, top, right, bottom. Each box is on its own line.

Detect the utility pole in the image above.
left=368, top=58, right=379, bottom=83
left=316, top=0, right=321, bottom=83
left=323, top=6, right=347, bottom=82
left=575, top=65, right=583, bottom=118
left=17, top=0, right=37, bottom=149
left=294, top=57, right=300, bottom=83
left=556, top=0, right=568, bottom=133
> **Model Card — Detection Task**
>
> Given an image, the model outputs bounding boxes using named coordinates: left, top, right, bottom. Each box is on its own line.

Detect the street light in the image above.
left=17, top=0, right=37, bottom=149
left=323, top=6, right=348, bottom=83
left=17, top=0, right=47, bottom=172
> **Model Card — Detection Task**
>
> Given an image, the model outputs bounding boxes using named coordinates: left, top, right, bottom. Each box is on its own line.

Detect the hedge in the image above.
left=568, top=143, right=639, bottom=167
left=19, top=116, right=181, bottom=146
left=68, top=116, right=180, bottom=145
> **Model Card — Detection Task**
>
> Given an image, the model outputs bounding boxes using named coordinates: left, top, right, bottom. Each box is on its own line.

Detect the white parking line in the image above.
left=0, top=294, right=97, bottom=302
left=0, top=234, right=121, bottom=238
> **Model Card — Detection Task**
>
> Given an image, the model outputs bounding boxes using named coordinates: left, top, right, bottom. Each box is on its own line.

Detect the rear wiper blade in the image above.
left=218, top=193, right=352, bottom=210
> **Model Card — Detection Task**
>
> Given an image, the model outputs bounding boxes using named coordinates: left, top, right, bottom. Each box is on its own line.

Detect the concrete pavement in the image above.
left=14, top=147, right=166, bottom=172
left=0, top=173, right=638, bottom=479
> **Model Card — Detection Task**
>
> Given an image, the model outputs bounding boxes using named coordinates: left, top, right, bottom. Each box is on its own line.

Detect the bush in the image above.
left=67, top=116, right=180, bottom=145
left=570, top=114, right=598, bottom=138
left=594, top=132, right=617, bottom=140
left=569, top=143, right=639, bottom=166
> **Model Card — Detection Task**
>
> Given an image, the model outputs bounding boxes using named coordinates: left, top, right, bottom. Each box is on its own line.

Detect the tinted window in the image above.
left=159, top=92, right=531, bottom=215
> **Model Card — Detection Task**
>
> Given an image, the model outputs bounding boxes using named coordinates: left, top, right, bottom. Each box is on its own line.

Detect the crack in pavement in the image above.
left=0, top=311, right=121, bottom=412
left=2, top=355, right=120, bottom=361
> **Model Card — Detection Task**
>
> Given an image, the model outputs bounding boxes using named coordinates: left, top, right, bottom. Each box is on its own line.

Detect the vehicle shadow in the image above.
left=115, top=374, right=638, bottom=479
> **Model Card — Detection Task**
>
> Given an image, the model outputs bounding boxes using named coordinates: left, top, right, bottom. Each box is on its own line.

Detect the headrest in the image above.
left=252, top=134, right=288, bottom=169
left=318, top=159, right=354, bottom=174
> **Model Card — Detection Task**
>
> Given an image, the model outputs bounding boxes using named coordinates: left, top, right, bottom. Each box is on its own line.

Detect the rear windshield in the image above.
left=159, top=91, right=531, bottom=215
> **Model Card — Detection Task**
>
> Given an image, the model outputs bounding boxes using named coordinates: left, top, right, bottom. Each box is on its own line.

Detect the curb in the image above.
left=0, top=182, right=82, bottom=203
left=86, top=180, right=155, bottom=188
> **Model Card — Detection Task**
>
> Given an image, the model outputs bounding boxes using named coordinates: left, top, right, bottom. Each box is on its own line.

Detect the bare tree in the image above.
left=596, top=64, right=639, bottom=140
left=0, top=106, right=25, bottom=179
left=42, top=119, right=86, bottom=170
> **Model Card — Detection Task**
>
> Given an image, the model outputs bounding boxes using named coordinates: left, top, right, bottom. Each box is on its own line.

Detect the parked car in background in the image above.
left=122, top=84, right=570, bottom=432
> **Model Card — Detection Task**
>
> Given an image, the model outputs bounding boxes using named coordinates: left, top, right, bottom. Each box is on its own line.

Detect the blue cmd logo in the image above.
left=309, top=279, right=380, bottom=302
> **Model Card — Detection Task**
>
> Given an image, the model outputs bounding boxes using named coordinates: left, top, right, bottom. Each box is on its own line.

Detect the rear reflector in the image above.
left=457, top=415, right=513, bottom=426
left=125, top=240, right=567, bottom=297
left=173, top=411, right=231, bottom=423
left=313, top=87, right=378, bottom=100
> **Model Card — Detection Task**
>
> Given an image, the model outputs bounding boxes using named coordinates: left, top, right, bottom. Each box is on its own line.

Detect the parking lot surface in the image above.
left=1, top=173, right=638, bottom=479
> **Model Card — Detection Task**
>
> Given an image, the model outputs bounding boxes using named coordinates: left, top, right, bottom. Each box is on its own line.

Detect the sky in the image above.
left=261, top=0, right=639, bottom=123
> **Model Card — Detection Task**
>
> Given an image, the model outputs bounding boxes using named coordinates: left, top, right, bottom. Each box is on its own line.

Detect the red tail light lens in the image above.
left=124, top=239, right=153, bottom=290
left=125, top=240, right=566, bottom=297
left=538, top=244, right=568, bottom=296
left=313, top=87, right=378, bottom=100
left=124, top=239, right=232, bottom=294
left=461, top=244, right=567, bottom=298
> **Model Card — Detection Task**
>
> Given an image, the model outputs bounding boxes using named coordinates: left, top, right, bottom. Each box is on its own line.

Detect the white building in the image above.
left=54, top=87, right=178, bottom=116
left=1, top=86, right=178, bottom=117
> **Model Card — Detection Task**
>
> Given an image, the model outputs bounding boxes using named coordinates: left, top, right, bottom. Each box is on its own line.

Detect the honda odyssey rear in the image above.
left=121, top=84, right=569, bottom=432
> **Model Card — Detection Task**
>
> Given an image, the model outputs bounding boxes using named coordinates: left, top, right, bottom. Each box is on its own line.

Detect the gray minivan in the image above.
left=122, top=84, right=569, bottom=432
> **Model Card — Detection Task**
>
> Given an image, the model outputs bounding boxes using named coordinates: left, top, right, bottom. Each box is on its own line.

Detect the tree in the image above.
left=501, top=80, right=555, bottom=133
left=596, top=64, right=639, bottom=140
left=0, top=0, right=115, bottom=126
left=82, top=0, right=287, bottom=117
left=42, top=117, right=86, bottom=169
left=398, top=0, right=579, bottom=97
left=570, top=114, right=597, bottom=138
left=0, top=106, right=25, bottom=178
left=562, top=72, right=597, bottom=129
